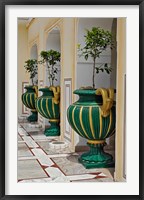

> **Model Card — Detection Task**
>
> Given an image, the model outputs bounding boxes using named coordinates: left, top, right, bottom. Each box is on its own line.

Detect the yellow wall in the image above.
left=18, top=21, right=29, bottom=116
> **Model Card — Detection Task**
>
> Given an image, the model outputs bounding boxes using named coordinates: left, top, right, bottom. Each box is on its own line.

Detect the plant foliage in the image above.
left=24, top=59, right=38, bottom=85
left=39, top=50, right=61, bottom=86
left=78, top=27, right=114, bottom=88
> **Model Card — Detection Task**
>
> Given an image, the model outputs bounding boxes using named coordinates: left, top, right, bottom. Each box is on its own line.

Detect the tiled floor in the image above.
left=18, top=116, right=115, bottom=183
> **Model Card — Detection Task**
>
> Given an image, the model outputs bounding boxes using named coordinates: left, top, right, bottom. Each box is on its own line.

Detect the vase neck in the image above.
left=39, top=88, right=53, bottom=97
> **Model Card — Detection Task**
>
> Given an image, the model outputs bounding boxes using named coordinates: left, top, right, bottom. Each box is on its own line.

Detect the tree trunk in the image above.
left=51, top=65, right=54, bottom=86
left=32, top=77, right=34, bottom=86
left=46, top=62, right=51, bottom=86
left=93, top=58, right=96, bottom=89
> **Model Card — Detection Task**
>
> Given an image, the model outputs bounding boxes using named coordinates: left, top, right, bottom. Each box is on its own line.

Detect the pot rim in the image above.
left=74, top=88, right=116, bottom=95
left=24, top=85, right=38, bottom=89
left=39, top=87, right=51, bottom=92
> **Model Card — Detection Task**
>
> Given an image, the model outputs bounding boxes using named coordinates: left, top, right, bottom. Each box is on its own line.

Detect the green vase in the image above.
left=35, top=86, right=60, bottom=136
left=67, top=88, right=116, bottom=168
left=21, top=85, right=38, bottom=122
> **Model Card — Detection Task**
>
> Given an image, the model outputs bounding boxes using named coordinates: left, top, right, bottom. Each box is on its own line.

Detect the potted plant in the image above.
left=67, top=27, right=116, bottom=168
left=35, top=50, right=61, bottom=136
left=21, top=59, right=38, bottom=122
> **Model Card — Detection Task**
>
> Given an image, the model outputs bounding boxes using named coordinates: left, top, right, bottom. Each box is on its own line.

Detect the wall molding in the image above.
left=64, top=78, right=72, bottom=144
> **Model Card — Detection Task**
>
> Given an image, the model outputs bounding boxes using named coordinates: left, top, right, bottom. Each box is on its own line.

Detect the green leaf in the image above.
left=84, top=54, right=88, bottom=60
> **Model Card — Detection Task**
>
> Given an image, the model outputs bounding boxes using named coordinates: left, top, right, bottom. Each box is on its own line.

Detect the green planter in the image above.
left=35, top=86, right=60, bottom=136
left=67, top=88, right=116, bottom=168
left=21, top=85, right=38, bottom=122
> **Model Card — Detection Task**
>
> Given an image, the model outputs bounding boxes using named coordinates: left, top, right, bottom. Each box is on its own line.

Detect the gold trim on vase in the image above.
left=49, top=86, right=60, bottom=104
left=49, top=119, right=60, bottom=122
left=31, top=109, right=37, bottom=112
left=96, top=88, right=114, bottom=117
left=87, top=139, right=105, bottom=144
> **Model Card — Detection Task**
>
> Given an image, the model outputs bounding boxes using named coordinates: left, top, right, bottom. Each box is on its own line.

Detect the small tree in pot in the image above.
left=78, top=27, right=114, bottom=88
left=24, top=59, right=38, bottom=85
left=21, top=59, right=38, bottom=122
left=35, top=49, right=61, bottom=136
left=67, top=27, right=116, bottom=168
left=39, top=49, right=61, bottom=86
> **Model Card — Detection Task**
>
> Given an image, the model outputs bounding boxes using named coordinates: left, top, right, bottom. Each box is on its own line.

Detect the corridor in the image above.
left=18, top=117, right=114, bottom=183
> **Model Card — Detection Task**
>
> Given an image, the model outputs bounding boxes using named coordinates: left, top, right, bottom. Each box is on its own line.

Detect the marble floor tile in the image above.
left=18, top=143, right=33, bottom=157
left=18, top=124, right=22, bottom=128
left=45, top=166, right=65, bottom=178
left=18, top=134, right=22, bottom=141
left=97, top=177, right=114, bottom=182
left=22, top=136, right=39, bottom=148
left=30, top=134, right=48, bottom=141
left=18, top=156, right=37, bottom=161
left=49, top=176, right=70, bottom=182
left=19, top=176, right=70, bottom=183
left=18, top=116, right=28, bottom=123
left=99, top=168, right=115, bottom=180
left=17, top=120, right=115, bottom=183
left=67, top=174, right=97, bottom=181
left=21, top=123, right=43, bottom=133
left=28, top=123, right=42, bottom=128
left=52, top=155, right=102, bottom=175
left=31, top=148, right=54, bottom=166
left=18, top=116, right=28, bottom=120
left=71, top=177, right=113, bottom=182
left=18, top=127, right=28, bottom=136
left=18, top=141, right=25, bottom=144
left=18, top=160, right=48, bottom=180
left=19, top=177, right=52, bottom=183
left=47, top=153, right=70, bottom=158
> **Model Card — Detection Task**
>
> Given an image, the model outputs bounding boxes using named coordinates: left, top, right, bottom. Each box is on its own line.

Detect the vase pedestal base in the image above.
left=79, top=157, right=115, bottom=169
left=44, top=120, right=60, bottom=136
left=27, top=111, right=38, bottom=122
left=79, top=143, right=115, bottom=169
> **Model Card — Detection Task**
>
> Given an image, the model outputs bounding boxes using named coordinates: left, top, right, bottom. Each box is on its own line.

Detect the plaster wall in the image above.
left=30, top=44, right=38, bottom=85
left=46, top=30, right=61, bottom=87
left=18, top=22, right=29, bottom=116
left=77, top=18, right=114, bottom=89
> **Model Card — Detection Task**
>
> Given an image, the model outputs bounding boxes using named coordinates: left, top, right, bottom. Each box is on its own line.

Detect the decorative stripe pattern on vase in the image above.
left=36, top=97, right=60, bottom=119
left=67, top=105, right=115, bottom=140
left=22, top=92, right=36, bottom=110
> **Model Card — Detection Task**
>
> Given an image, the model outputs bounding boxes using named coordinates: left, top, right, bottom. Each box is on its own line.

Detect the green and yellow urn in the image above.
left=35, top=86, right=60, bottom=136
left=67, top=88, right=116, bottom=168
left=21, top=85, right=38, bottom=122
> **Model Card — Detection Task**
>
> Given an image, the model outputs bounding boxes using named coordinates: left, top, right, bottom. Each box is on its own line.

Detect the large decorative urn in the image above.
left=35, top=86, right=60, bottom=136
left=67, top=88, right=116, bottom=168
left=21, top=85, right=38, bottom=122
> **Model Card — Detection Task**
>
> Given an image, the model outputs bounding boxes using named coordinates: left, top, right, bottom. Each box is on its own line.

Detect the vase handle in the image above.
left=32, top=86, right=38, bottom=97
left=96, top=88, right=114, bottom=117
left=49, top=86, right=60, bottom=104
